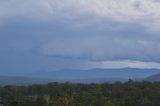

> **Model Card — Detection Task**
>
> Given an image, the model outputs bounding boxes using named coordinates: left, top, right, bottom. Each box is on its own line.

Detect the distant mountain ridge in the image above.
left=145, top=73, right=160, bottom=82
left=1, top=68, right=160, bottom=85
left=27, top=68, right=160, bottom=80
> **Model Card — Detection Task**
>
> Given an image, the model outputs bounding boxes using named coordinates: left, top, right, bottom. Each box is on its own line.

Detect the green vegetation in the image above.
left=0, top=81, right=160, bottom=106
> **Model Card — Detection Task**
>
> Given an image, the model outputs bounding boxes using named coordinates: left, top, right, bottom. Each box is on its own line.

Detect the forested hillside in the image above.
left=0, top=81, right=160, bottom=106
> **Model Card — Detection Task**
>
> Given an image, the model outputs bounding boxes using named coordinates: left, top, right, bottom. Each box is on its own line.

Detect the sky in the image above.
left=1, top=0, right=160, bottom=74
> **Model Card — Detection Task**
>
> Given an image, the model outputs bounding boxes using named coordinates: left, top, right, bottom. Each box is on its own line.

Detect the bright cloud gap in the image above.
left=93, top=60, right=160, bottom=69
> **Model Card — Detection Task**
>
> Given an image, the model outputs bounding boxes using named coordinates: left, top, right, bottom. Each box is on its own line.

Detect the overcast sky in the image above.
left=1, top=0, right=160, bottom=74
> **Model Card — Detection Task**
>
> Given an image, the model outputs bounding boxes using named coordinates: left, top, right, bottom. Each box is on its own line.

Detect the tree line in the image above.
left=0, top=80, right=160, bottom=106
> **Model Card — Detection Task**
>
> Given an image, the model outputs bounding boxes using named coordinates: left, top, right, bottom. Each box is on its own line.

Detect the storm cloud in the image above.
left=0, top=0, right=160, bottom=73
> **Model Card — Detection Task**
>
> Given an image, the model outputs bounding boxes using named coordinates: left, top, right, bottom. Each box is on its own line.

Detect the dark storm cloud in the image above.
left=0, top=0, right=160, bottom=73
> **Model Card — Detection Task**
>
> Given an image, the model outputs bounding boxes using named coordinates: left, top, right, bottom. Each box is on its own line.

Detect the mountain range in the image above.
left=145, top=74, right=160, bottom=82
left=1, top=68, right=160, bottom=85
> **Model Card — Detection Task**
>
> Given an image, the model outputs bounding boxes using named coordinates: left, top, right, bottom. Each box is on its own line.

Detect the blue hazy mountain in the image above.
left=145, top=73, right=160, bottom=82
left=1, top=68, right=160, bottom=85
left=27, top=68, right=160, bottom=81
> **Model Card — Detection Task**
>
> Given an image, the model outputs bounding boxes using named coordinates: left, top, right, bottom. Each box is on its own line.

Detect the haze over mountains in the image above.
left=1, top=68, right=160, bottom=85
left=29, top=68, right=160, bottom=79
